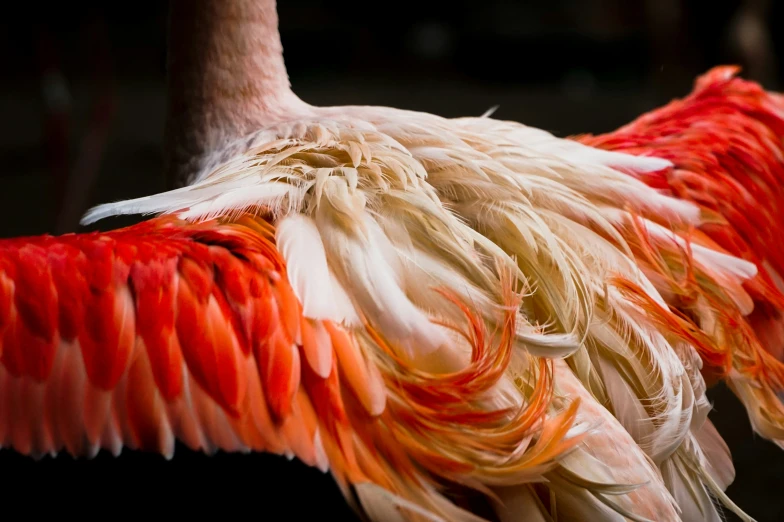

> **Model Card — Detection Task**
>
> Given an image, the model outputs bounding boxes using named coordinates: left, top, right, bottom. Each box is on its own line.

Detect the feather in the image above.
left=660, top=450, right=723, bottom=522
left=314, top=203, right=450, bottom=362
left=694, top=419, right=735, bottom=491
left=353, top=483, right=448, bottom=522
left=178, top=183, right=305, bottom=222
left=275, top=214, right=360, bottom=326
left=492, top=486, right=552, bottom=522
left=480, top=105, right=499, bottom=119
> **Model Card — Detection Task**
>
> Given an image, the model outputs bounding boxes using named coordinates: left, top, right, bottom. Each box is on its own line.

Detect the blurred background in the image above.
left=0, top=0, right=783, bottom=520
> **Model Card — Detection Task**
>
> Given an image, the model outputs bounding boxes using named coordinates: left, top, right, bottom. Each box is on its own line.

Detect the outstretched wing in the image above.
left=578, top=65, right=784, bottom=445
left=0, top=214, right=588, bottom=521
left=0, top=216, right=365, bottom=467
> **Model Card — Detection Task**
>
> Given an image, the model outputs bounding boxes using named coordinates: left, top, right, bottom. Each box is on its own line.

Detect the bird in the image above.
left=1, top=1, right=782, bottom=520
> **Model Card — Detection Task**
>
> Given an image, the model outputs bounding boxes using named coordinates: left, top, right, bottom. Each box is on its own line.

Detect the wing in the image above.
left=0, top=216, right=349, bottom=464
left=0, top=214, right=589, bottom=521
left=578, top=65, right=784, bottom=446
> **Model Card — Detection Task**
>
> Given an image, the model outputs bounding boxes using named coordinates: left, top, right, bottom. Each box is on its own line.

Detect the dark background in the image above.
left=1, top=1, right=783, bottom=520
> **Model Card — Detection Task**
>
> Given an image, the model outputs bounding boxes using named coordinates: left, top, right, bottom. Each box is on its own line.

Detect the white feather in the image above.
left=694, top=419, right=735, bottom=491
left=354, top=483, right=447, bottom=522
left=80, top=179, right=255, bottom=225
left=481, top=105, right=500, bottom=118
left=275, top=214, right=360, bottom=326
left=660, top=452, right=723, bottom=522
left=315, top=209, right=450, bottom=362
left=178, top=183, right=305, bottom=221
left=585, top=148, right=673, bottom=174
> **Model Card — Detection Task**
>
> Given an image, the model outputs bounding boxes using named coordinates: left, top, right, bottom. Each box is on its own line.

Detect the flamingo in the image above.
left=1, top=1, right=782, bottom=520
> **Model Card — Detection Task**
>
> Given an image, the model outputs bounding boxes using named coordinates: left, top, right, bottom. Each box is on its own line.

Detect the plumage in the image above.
left=0, top=215, right=592, bottom=521
left=579, top=66, right=784, bottom=447
left=3, top=1, right=784, bottom=520
left=76, top=103, right=730, bottom=519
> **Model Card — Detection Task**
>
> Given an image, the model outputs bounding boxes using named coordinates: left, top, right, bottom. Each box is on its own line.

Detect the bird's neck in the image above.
left=164, top=0, right=305, bottom=187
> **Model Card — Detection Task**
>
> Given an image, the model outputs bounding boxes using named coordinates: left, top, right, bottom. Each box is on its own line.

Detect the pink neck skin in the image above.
left=164, top=0, right=306, bottom=187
